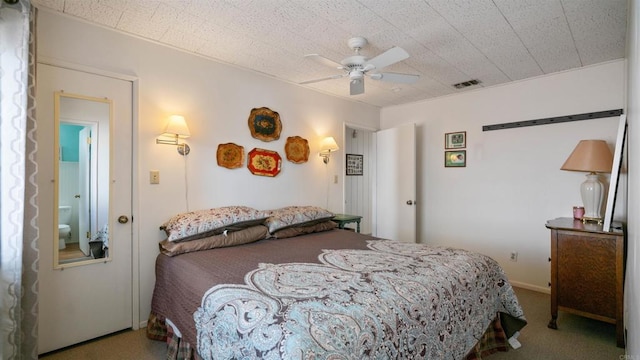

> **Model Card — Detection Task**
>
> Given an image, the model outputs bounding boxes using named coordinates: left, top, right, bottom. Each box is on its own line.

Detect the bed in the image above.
left=147, top=206, right=526, bottom=359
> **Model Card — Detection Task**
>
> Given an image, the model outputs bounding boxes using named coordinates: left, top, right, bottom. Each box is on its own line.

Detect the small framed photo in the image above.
left=445, top=150, right=466, bottom=167
left=445, top=131, right=466, bottom=149
left=346, top=154, right=363, bottom=176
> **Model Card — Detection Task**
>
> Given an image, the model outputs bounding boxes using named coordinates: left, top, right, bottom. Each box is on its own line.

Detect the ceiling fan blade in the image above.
left=370, top=72, right=419, bottom=84
left=350, top=79, right=364, bottom=95
left=299, top=74, right=345, bottom=85
left=304, top=54, right=343, bottom=69
left=365, top=47, right=409, bottom=71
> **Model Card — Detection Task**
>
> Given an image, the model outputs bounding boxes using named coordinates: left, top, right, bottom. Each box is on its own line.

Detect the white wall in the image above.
left=381, top=61, right=626, bottom=292
left=625, top=0, right=639, bottom=355
left=37, top=10, right=380, bottom=326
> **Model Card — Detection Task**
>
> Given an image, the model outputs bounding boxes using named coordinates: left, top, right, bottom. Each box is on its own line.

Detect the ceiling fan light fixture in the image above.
left=349, top=71, right=364, bottom=80
left=301, top=36, right=419, bottom=96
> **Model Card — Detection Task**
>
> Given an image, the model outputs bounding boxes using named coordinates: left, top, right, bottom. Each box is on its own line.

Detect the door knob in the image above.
left=74, top=194, right=81, bottom=198
left=117, top=215, right=129, bottom=224
left=406, top=200, right=413, bottom=205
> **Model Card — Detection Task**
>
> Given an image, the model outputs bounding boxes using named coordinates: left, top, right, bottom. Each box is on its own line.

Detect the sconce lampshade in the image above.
left=157, top=115, right=191, bottom=155
left=319, top=136, right=339, bottom=164
left=561, top=139, right=613, bottom=223
left=320, top=137, right=339, bottom=153
left=161, top=115, right=191, bottom=138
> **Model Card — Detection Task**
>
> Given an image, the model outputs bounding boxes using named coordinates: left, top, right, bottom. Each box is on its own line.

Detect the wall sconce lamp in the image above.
left=561, top=139, right=613, bottom=223
left=156, top=115, right=191, bottom=155
left=319, top=136, right=339, bottom=164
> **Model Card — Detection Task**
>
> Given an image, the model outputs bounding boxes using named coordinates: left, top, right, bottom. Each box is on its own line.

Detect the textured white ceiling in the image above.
left=32, top=0, right=627, bottom=108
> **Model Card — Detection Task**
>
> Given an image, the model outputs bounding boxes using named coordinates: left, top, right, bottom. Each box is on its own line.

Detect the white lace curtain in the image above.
left=0, top=0, right=39, bottom=358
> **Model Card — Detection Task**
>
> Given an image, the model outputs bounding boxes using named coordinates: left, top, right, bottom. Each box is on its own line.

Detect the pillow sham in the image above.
left=263, top=206, right=334, bottom=233
left=159, top=225, right=268, bottom=256
left=161, top=206, right=267, bottom=242
left=270, top=220, right=337, bottom=239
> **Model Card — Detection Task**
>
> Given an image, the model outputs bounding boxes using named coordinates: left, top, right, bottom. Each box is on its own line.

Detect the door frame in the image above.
left=342, top=122, right=378, bottom=234
left=39, top=56, right=141, bottom=330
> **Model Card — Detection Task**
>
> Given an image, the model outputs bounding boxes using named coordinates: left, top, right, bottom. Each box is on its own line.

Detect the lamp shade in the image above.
left=161, top=115, right=190, bottom=138
left=320, top=137, right=339, bottom=152
left=561, top=140, right=613, bottom=173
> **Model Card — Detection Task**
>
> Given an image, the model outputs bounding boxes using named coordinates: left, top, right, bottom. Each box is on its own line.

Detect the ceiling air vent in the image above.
left=453, top=79, right=481, bottom=89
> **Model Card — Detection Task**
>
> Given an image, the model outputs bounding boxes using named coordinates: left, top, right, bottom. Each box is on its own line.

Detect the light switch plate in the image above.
left=150, top=170, right=160, bottom=184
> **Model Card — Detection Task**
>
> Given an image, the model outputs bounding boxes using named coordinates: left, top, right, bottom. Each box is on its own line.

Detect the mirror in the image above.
left=54, top=91, right=112, bottom=268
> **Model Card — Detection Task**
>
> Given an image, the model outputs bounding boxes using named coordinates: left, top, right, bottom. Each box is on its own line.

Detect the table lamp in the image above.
left=561, top=140, right=613, bottom=223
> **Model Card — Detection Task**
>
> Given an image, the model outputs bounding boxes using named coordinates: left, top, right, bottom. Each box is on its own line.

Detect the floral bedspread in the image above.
left=194, top=240, right=525, bottom=359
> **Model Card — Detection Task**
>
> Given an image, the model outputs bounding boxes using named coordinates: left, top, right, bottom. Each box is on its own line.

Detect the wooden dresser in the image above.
left=545, top=217, right=625, bottom=347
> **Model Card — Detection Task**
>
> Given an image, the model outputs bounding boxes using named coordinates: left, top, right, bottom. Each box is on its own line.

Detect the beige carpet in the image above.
left=39, top=287, right=625, bottom=359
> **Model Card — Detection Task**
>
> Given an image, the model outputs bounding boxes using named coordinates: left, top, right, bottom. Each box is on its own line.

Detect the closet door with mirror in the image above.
left=36, top=63, right=133, bottom=354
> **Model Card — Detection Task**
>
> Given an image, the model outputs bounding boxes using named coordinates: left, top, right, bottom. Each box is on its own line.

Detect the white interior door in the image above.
left=78, top=126, right=91, bottom=255
left=375, top=123, right=416, bottom=242
left=37, top=63, right=133, bottom=354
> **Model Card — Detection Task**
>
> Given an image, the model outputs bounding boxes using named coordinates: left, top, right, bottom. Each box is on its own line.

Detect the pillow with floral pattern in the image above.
left=161, top=206, right=267, bottom=242
left=263, top=206, right=334, bottom=233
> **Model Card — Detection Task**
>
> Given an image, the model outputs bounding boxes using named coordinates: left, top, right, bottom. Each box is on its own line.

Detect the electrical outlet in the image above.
left=150, top=170, right=160, bottom=184
left=510, top=252, right=518, bottom=262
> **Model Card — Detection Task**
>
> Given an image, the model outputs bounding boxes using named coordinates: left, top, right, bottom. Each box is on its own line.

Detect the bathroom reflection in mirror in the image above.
left=54, top=91, right=112, bottom=268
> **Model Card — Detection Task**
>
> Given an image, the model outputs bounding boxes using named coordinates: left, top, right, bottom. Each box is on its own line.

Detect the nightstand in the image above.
left=545, top=217, right=625, bottom=347
left=331, top=214, right=362, bottom=233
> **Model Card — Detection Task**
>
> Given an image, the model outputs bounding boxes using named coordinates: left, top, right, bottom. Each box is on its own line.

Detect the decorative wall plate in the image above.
left=216, top=143, right=244, bottom=169
left=248, top=107, right=282, bottom=142
left=284, top=136, right=310, bottom=164
left=247, top=148, right=282, bottom=177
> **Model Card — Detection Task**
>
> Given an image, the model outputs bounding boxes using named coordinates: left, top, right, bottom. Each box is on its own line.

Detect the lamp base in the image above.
left=581, top=216, right=603, bottom=225
left=580, top=173, right=604, bottom=221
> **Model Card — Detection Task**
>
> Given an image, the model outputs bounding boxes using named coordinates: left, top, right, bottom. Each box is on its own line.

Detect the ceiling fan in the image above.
left=300, top=37, right=419, bottom=95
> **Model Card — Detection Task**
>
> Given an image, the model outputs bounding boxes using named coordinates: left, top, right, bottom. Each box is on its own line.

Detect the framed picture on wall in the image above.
left=445, top=131, right=466, bottom=149
left=603, top=114, right=627, bottom=231
left=346, top=154, right=363, bottom=175
left=445, top=150, right=466, bottom=167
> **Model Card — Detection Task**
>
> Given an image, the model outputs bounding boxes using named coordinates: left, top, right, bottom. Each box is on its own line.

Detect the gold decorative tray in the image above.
left=284, top=136, right=309, bottom=163
left=216, top=143, right=244, bottom=169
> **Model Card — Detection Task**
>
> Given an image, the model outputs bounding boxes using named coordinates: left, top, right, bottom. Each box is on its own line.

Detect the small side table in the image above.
left=331, top=214, right=362, bottom=233
left=545, top=217, right=625, bottom=348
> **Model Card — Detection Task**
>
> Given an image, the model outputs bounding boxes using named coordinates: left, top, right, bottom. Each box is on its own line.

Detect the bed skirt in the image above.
left=147, top=311, right=513, bottom=360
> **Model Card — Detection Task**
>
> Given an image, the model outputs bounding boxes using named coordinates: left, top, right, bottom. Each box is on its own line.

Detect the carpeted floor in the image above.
left=39, top=287, right=625, bottom=359
left=490, top=287, right=625, bottom=359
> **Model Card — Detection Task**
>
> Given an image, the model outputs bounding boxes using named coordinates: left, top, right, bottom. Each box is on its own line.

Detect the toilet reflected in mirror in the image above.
left=58, top=205, right=71, bottom=250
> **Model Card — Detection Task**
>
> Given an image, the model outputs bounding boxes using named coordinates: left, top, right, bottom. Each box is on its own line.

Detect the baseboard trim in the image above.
left=510, top=280, right=550, bottom=294
left=139, top=320, right=147, bottom=329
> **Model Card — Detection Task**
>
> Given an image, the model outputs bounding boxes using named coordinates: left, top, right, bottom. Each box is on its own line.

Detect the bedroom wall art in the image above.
left=445, top=131, right=466, bottom=149
left=247, top=148, right=282, bottom=177
left=216, top=143, right=244, bottom=169
left=445, top=150, right=466, bottom=167
left=284, top=136, right=310, bottom=164
left=346, top=154, right=364, bottom=175
left=248, top=107, right=282, bottom=142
